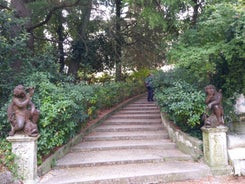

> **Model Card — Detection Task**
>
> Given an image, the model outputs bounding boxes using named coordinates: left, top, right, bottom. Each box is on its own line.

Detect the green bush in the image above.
left=154, top=70, right=206, bottom=138
left=0, top=139, right=18, bottom=178
left=167, top=2, right=245, bottom=98
left=0, top=71, right=145, bottom=166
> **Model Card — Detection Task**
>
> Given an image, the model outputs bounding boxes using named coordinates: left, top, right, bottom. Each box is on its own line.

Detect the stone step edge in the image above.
left=37, top=93, right=146, bottom=176
left=40, top=161, right=211, bottom=184
left=109, top=116, right=161, bottom=119
left=228, top=147, right=245, bottom=175
left=93, top=127, right=165, bottom=132
left=71, top=143, right=176, bottom=152
left=117, top=111, right=160, bottom=114
left=55, top=156, right=193, bottom=169
left=103, top=119, right=161, bottom=125
left=75, top=171, right=207, bottom=184
left=83, top=135, right=169, bottom=141
left=122, top=107, right=159, bottom=109
left=228, top=147, right=245, bottom=160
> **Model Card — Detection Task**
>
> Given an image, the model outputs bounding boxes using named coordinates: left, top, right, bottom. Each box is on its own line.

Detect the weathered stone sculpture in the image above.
left=7, top=85, right=40, bottom=137
left=203, top=84, right=224, bottom=127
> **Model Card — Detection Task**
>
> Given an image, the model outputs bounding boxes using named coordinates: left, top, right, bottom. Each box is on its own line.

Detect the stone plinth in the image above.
left=7, top=133, right=39, bottom=184
left=201, top=126, right=232, bottom=175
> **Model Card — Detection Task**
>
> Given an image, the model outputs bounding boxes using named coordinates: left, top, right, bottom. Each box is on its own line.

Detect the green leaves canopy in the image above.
left=168, top=1, right=245, bottom=96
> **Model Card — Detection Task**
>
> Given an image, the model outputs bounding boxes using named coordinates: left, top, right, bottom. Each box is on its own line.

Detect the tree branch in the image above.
left=27, top=0, right=87, bottom=32
left=0, top=2, right=11, bottom=10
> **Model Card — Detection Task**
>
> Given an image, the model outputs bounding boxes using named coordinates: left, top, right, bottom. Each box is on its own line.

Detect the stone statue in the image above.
left=203, top=84, right=224, bottom=127
left=7, top=85, right=40, bottom=137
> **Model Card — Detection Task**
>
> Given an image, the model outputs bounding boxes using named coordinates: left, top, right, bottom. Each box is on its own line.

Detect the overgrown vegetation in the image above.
left=0, top=140, right=17, bottom=175
left=168, top=1, right=245, bottom=97
left=0, top=71, right=145, bottom=167
left=155, top=1, right=244, bottom=138
left=153, top=69, right=206, bottom=139
left=0, top=5, right=147, bottom=174
left=153, top=66, right=242, bottom=139
left=0, top=0, right=244, bottom=179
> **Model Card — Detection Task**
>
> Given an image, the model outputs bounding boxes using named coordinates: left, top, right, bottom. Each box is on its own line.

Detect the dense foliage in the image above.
left=0, top=8, right=60, bottom=107
left=0, top=8, right=29, bottom=104
left=0, top=71, right=145, bottom=167
left=1, top=0, right=244, bottom=178
left=153, top=66, right=242, bottom=139
left=153, top=69, right=206, bottom=138
left=168, top=1, right=245, bottom=97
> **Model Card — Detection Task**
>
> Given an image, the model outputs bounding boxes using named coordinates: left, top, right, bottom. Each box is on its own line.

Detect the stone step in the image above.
left=72, top=139, right=176, bottom=151
left=55, top=148, right=193, bottom=168
left=122, top=106, right=159, bottom=111
left=117, top=110, right=160, bottom=114
left=93, top=124, right=164, bottom=132
left=131, top=103, right=156, bottom=106
left=39, top=161, right=211, bottom=184
left=110, top=114, right=161, bottom=119
left=132, top=99, right=155, bottom=102
left=104, top=118, right=162, bottom=125
left=228, top=147, right=245, bottom=175
left=83, top=130, right=168, bottom=141
left=126, top=103, right=157, bottom=107
left=128, top=98, right=153, bottom=101
left=228, top=148, right=245, bottom=161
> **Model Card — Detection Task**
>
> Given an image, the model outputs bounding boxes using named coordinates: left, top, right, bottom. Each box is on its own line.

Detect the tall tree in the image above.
left=3, top=0, right=84, bottom=70
left=115, top=0, right=122, bottom=81
left=68, top=0, right=93, bottom=78
left=168, top=1, right=245, bottom=96
left=10, top=0, right=34, bottom=49
left=56, top=10, right=66, bottom=73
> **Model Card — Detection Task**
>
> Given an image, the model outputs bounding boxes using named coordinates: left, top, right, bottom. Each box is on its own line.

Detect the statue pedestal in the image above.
left=201, top=126, right=232, bottom=175
left=7, top=133, right=39, bottom=184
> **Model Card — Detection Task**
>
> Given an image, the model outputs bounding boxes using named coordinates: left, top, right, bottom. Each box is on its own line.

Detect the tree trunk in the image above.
left=68, top=0, right=92, bottom=78
left=8, top=0, right=33, bottom=73
left=191, top=0, right=201, bottom=26
left=56, top=10, right=65, bottom=73
left=115, top=0, right=122, bottom=82
left=10, top=0, right=34, bottom=50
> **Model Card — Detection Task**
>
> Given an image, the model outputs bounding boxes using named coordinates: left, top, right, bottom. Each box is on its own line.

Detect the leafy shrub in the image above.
left=0, top=71, right=145, bottom=166
left=0, top=139, right=18, bottom=178
left=154, top=70, right=206, bottom=138
left=167, top=2, right=245, bottom=98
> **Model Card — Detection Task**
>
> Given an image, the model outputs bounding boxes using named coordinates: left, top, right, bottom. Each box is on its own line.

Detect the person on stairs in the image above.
left=145, top=73, right=154, bottom=102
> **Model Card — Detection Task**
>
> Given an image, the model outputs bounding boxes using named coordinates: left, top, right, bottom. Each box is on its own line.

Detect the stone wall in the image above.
left=160, top=113, right=203, bottom=161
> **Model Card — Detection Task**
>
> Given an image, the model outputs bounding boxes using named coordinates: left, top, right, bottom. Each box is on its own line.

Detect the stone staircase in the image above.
left=39, top=97, right=211, bottom=184
left=227, top=121, right=245, bottom=176
left=228, top=135, right=245, bottom=176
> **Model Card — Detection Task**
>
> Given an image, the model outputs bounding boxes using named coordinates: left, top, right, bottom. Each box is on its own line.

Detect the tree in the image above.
left=115, top=0, right=123, bottom=81
left=66, top=0, right=93, bottom=77
left=167, top=1, right=245, bottom=96
left=0, top=8, right=30, bottom=104
left=120, top=0, right=205, bottom=71
left=1, top=0, right=84, bottom=71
